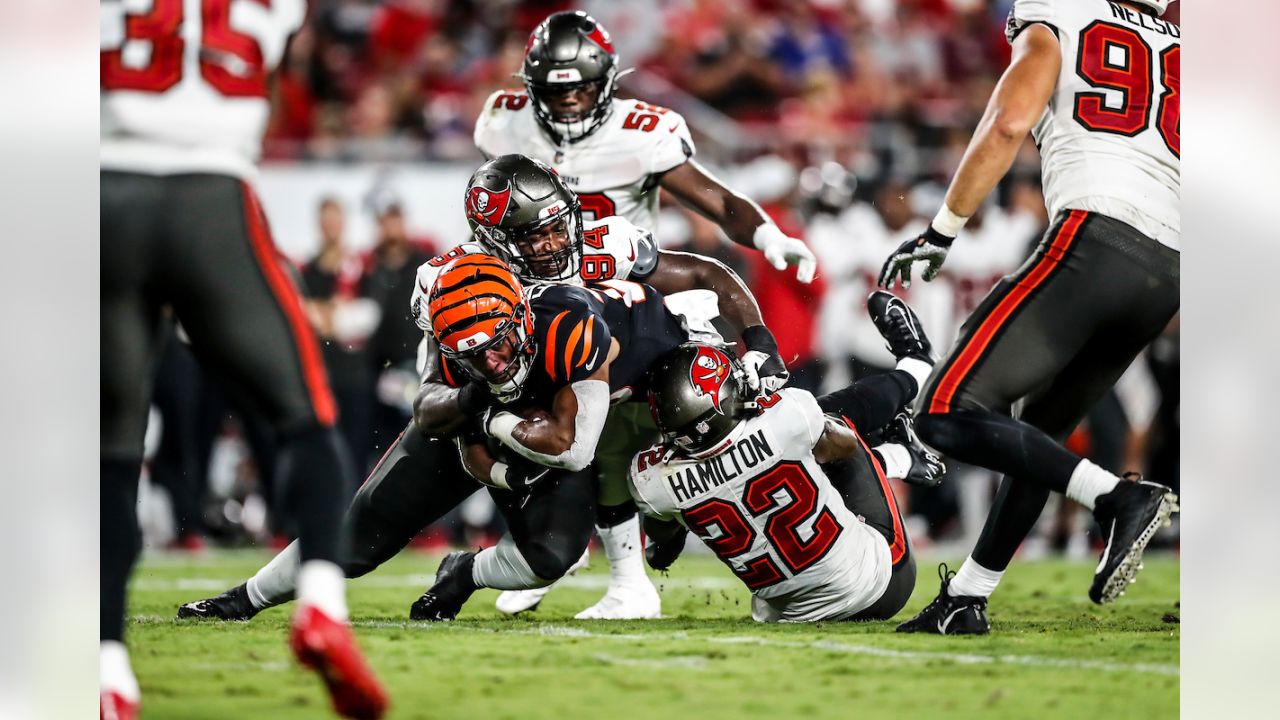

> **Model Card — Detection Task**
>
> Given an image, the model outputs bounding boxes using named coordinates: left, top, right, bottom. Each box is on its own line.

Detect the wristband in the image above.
left=487, top=411, right=522, bottom=442
left=489, top=461, right=512, bottom=490
left=456, top=382, right=494, bottom=415
left=740, top=325, right=779, bottom=356
left=929, top=205, right=970, bottom=240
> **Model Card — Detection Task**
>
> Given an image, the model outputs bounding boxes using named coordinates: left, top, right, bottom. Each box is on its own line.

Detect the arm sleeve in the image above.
left=491, top=379, right=611, bottom=472
left=1005, top=0, right=1060, bottom=43
left=628, top=465, right=679, bottom=522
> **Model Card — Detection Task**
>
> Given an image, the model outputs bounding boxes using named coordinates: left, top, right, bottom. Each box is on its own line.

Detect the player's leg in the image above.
left=162, top=175, right=385, bottom=717
left=100, top=171, right=167, bottom=718
left=179, top=424, right=479, bottom=619
left=410, top=466, right=597, bottom=620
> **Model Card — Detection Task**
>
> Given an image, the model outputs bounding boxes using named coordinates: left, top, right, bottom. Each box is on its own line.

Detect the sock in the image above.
left=246, top=540, right=300, bottom=609
left=101, top=457, right=143, bottom=643
left=896, top=357, right=933, bottom=396
left=100, top=641, right=140, bottom=701
left=472, top=537, right=546, bottom=590
left=278, top=425, right=351, bottom=566
left=1065, top=459, right=1120, bottom=510
left=295, top=559, right=348, bottom=621
left=598, top=515, right=646, bottom=585
left=948, top=556, right=1005, bottom=598
left=872, top=443, right=912, bottom=479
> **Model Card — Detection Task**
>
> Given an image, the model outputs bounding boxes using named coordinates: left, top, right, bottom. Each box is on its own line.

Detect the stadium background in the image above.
left=136, top=0, right=1181, bottom=561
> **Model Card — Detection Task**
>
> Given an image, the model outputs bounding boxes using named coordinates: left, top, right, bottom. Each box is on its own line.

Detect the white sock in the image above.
left=100, top=641, right=140, bottom=701
left=295, top=560, right=348, bottom=621
left=1065, top=459, right=1120, bottom=510
left=473, top=536, right=548, bottom=590
left=947, top=556, right=1005, bottom=598
left=873, top=443, right=912, bottom=479
left=598, top=516, right=646, bottom=586
left=246, top=540, right=300, bottom=609
left=896, top=357, right=934, bottom=396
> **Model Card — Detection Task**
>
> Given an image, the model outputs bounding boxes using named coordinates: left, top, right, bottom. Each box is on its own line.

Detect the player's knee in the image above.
left=521, top=537, right=588, bottom=581
left=915, top=412, right=966, bottom=458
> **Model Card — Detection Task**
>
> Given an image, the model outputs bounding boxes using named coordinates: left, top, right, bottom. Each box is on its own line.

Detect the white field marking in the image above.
left=347, top=623, right=1178, bottom=678
left=131, top=574, right=739, bottom=592
left=591, top=653, right=708, bottom=670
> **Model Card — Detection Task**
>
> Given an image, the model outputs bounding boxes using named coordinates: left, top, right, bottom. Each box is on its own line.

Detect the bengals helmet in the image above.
left=648, top=343, right=756, bottom=458
left=426, top=254, right=536, bottom=401
left=464, top=154, right=584, bottom=282
left=520, top=11, right=624, bottom=144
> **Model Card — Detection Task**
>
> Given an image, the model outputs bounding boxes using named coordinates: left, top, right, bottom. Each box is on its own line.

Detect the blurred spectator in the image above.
left=301, top=198, right=381, bottom=473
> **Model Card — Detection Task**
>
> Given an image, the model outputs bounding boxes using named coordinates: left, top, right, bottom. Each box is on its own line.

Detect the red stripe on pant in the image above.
left=841, top=416, right=907, bottom=566
left=927, top=209, right=1088, bottom=414
left=241, top=182, right=338, bottom=427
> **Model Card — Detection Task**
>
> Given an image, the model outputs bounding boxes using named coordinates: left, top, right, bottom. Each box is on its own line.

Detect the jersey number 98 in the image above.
left=1072, top=21, right=1179, bottom=157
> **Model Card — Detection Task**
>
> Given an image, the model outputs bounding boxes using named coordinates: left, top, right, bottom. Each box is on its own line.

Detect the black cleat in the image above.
left=881, top=412, right=946, bottom=488
left=867, top=291, right=933, bottom=363
left=1089, top=475, right=1179, bottom=604
left=895, top=564, right=990, bottom=635
left=177, top=583, right=260, bottom=621
left=410, top=551, right=478, bottom=621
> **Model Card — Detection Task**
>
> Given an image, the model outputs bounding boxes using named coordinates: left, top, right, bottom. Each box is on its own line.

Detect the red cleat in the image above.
left=290, top=604, right=388, bottom=720
left=100, top=690, right=139, bottom=720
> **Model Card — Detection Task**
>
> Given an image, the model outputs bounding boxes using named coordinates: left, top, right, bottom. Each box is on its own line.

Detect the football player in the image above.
left=477, top=10, right=819, bottom=619
left=879, top=0, right=1180, bottom=634
left=176, top=156, right=783, bottom=621
left=628, top=292, right=944, bottom=622
left=101, top=2, right=386, bottom=718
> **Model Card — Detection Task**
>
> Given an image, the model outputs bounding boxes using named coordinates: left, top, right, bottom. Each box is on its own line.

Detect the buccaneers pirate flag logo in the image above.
left=466, top=183, right=512, bottom=227
left=689, top=346, right=733, bottom=414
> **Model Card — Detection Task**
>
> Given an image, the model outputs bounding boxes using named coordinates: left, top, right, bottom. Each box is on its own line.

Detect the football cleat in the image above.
left=290, top=604, right=388, bottom=720
left=867, top=291, right=934, bottom=363
left=573, top=578, right=662, bottom=620
left=882, top=412, right=946, bottom=487
left=1089, top=475, right=1179, bottom=604
left=495, top=549, right=589, bottom=615
left=895, top=564, right=990, bottom=635
left=100, top=690, right=139, bottom=720
left=410, top=551, right=478, bottom=621
left=176, top=583, right=260, bottom=621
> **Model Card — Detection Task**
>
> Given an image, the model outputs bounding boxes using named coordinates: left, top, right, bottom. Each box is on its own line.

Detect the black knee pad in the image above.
left=521, top=537, right=589, bottom=581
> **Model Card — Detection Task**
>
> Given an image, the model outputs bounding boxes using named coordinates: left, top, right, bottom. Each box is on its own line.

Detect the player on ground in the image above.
left=629, top=293, right=943, bottom=622
left=101, top=1, right=386, bottom=717
left=477, top=9, right=819, bottom=620
left=878, top=0, right=1180, bottom=634
left=176, top=156, right=783, bottom=621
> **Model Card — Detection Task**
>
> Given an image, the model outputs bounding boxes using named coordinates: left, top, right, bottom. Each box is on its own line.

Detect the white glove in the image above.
left=753, top=224, right=817, bottom=284
left=741, top=350, right=789, bottom=394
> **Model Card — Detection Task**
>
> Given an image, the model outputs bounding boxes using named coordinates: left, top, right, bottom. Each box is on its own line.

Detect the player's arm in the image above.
left=628, top=461, right=689, bottom=571
left=879, top=24, right=1061, bottom=288
left=813, top=417, right=862, bottom=465
left=486, top=336, right=618, bottom=472
left=659, top=160, right=816, bottom=283
left=412, top=336, right=494, bottom=437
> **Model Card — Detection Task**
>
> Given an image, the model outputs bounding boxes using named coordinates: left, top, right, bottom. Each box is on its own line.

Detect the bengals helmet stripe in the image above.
left=427, top=255, right=529, bottom=354
left=544, top=310, right=570, bottom=379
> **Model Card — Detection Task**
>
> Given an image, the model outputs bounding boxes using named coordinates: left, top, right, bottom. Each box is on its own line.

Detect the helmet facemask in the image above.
left=475, top=200, right=584, bottom=283
left=524, top=73, right=617, bottom=145
left=439, top=303, right=536, bottom=403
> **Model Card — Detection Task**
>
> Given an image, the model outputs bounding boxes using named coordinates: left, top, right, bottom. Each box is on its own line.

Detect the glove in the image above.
left=878, top=225, right=954, bottom=289
left=753, top=224, right=817, bottom=284
left=741, top=325, right=789, bottom=393
left=644, top=525, right=689, bottom=571
left=489, top=455, right=551, bottom=493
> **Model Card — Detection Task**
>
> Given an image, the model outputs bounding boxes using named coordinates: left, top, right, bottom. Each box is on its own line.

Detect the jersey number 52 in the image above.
left=682, top=462, right=843, bottom=590
left=1073, top=21, right=1179, bottom=157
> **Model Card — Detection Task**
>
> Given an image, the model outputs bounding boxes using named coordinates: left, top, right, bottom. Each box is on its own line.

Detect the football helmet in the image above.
left=464, top=154, right=584, bottom=283
left=426, top=254, right=536, bottom=401
left=648, top=343, right=756, bottom=458
left=520, top=11, right=624, bottom=144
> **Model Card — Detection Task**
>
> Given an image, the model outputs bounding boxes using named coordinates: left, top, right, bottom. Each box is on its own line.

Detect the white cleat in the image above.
left=494, top=549, right=590, bottom=615
left=573, top=578, right=662, bottom=620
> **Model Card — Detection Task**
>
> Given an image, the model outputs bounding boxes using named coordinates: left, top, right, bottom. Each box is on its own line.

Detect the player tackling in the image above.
left=879, top=0, right=1180, bottom=634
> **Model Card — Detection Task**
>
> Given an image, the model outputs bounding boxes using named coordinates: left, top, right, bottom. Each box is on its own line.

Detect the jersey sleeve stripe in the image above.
left=544, top=310, right=570, bottom=380
left=563, top=319, right=586, bottom=379
left=576, top=315, right=596, bottom=368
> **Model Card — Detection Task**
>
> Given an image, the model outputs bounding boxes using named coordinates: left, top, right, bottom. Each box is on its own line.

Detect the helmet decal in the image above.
left=583, top=23, right=614, bottom=54
left=466, top=184, right=512, bottom=227
left=689, top=346, right=733, bottom=414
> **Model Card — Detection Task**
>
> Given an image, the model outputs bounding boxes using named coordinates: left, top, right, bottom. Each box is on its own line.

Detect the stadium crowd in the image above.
left=138, top=0, right=1178, bottom=560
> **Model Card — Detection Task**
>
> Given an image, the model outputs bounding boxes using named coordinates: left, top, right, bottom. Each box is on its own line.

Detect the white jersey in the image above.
left=1008, top=0, right=1180, bottom=249
left=629, top=389, right=892, bottom=622
left=475, top=91, right=696, bottom=231
left=100, top=0, right=306, bottom=179
left=409, top=215, right=657, bottom=334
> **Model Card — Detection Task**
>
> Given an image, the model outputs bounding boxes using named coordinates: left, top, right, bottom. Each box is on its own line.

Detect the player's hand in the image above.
left=878, top=225, right=954, bottom=289
left=754, top=224, right=818, bottom=284
left=644, top=526, right=689, bottom=571
left=490, top=454, right=551, bottom=493
left=481, top=407, right=515, bottom=437
left=740, top=325, right=789, bottom=393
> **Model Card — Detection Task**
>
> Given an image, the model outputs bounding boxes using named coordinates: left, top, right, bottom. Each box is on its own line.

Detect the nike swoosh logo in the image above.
left=939, top=606, right=966, bottom=634
left=626, top=243, right=636, bottom=261
left=1095, top=521, right=1116, bottom=574
left=586, top=348, right=601, bottom=368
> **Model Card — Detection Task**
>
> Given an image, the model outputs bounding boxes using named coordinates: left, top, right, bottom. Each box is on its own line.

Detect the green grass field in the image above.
left=127, top=549, right=1179, bottom=719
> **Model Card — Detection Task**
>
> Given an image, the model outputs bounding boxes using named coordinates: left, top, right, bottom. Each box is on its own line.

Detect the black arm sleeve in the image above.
left=816, top=370, right=917, bottom=433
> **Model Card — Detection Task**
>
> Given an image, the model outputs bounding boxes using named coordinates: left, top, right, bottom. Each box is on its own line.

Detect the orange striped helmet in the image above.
left=426, top=254, right=536, bottom=397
